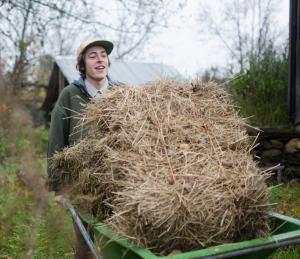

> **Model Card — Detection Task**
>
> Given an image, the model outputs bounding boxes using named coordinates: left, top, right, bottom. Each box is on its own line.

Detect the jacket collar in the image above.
left=72, top=76, right=121, bottom=98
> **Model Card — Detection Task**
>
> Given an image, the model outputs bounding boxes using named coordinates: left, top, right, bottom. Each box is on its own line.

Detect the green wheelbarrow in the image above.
left=76, top=211, right=300, bottom=259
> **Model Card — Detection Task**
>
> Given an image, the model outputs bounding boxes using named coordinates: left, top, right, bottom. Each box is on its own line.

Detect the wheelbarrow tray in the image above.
left=88, top=212, right=300, bottom=259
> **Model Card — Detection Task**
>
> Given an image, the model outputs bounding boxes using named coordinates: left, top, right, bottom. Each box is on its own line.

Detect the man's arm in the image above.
left=47, top=103, right=69, bottom=193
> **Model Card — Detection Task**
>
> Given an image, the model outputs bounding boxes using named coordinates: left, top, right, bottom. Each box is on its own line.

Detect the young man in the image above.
left=47, top=38, right=120, bottom=259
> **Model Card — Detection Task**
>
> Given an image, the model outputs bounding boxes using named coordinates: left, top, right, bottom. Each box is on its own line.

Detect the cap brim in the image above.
left=84, top=40, right=114, bottom=55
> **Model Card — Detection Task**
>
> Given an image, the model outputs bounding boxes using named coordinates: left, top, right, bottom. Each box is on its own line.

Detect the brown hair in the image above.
left=76, top=49, right=111, bottom=79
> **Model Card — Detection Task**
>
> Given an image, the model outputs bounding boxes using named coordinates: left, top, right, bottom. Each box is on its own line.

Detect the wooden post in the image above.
left=288, top=0, right=300, bottom=125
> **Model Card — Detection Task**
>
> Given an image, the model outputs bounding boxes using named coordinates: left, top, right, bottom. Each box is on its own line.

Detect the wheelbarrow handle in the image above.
left=65, top=201, right=103, bottom=259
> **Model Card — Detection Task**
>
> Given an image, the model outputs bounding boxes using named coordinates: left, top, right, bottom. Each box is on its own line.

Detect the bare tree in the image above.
left=0, top=0, right=71, bottom=91
left=0, top=0, right=186, bottom=92
left=110, top=0, right=186, bottom=60
left=43, top=1, right=90, bottom=56
left=45, top=0, right=187, bottom=59
left=198, top=0, right=281, bottom=74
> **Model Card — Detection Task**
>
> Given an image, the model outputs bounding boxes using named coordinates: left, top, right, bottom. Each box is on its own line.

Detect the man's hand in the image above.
left=55, top=194, right=68, bottom=206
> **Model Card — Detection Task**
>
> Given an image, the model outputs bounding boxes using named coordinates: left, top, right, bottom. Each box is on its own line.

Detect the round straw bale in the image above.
left=51, top=80, right=270, bottom=254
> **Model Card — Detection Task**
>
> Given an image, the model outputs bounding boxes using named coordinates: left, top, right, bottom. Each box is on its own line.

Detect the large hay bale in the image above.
left=51, top=80, right=270, bottom=254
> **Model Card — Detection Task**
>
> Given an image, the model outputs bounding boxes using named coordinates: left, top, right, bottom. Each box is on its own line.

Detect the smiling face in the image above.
left=84, top=46, right=109, bottom=87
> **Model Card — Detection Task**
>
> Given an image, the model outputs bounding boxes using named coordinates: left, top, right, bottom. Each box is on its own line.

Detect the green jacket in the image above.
left=47, top=77, right=119, bottom=192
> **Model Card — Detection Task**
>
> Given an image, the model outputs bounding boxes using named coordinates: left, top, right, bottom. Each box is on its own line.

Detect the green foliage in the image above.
left=270, top=183, right=300, bottom=258
left=0, top=100, right=73, bottom=258
left=0, top=159, right=19, bottom=181
left=0, top=129, right=8, bottom=162
left=0, top=157, right=74, bottom=258
left=0, top=185, right=34, bottom=257
left=269, top=183, right=300, bottom=218
left=37, top=158, right=48, bottom=177
left=19, top=40, right=30, bottom=49
left=0, top=160, right=33, bottom=256
left=272, top=246, right=300, bottom=259
left=37, top=203, right=75, bottom=258
left=230, top=43, right=291, bottom=127
left=15, top=136, right=31, bottom=152
left=33, top=126, right=49, bottom=154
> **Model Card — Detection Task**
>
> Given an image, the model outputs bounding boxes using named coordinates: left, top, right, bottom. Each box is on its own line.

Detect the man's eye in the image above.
left=89, top=55, right=96, bottom=59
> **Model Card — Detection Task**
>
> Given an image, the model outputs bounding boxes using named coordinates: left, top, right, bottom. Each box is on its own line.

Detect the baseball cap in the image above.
left=76, top=38, right=114, bottom=59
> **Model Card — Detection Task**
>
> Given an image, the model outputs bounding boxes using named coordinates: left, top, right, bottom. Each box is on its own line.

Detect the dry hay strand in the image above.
left=51, top=80, right=270, bottom=254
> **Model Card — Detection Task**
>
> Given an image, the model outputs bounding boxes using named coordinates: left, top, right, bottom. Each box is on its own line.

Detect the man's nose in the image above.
left=95, top=55, right=103, bottom=62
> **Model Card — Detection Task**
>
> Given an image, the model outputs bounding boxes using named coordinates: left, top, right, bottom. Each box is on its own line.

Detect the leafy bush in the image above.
left=0, top=129, right=8, bottom=162
left=31, top=127, right=48, bottom=154
left=15, top=136, right=31, bottom=153
left=230, top=43, right=291, bottom=128
left=0, top=165, right=74, bottom=259
left=0, top=86, right=74, bottom=258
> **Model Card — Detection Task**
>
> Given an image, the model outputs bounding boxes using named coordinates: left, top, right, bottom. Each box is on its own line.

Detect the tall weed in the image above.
left=0, top=80, right=74, bottom=258
left=230, top=43, right=291, bottom=127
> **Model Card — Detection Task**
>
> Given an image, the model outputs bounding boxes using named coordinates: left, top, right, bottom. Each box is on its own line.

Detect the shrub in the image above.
left=230, top=43, right=291, bottom=128
left=0, top=130, right=8, bottom=162
left=32, top=127, right=48, bottom=154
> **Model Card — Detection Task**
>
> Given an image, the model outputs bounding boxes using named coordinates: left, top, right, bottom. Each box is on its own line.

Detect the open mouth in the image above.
left=95, top=65, right=105, bottom=71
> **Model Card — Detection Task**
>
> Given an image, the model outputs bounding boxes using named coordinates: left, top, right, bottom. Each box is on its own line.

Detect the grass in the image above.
left=0, top=85, right=300, bottom=258
left=270, top=183, right=300, bottom=218
left=0, top=149, right=75, bottom=259
left=0, top=89, right=75, bottom=259
left=270, top=183, right=300, bottom=258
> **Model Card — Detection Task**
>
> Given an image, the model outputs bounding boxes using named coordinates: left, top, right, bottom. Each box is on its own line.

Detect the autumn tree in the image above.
left=0, top=0, right=186, bottom=93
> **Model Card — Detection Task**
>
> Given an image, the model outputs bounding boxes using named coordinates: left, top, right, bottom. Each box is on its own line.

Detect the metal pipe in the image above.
left=66, top=202, right=102, bottom=259
left=198, top=238, right=300, bottom=259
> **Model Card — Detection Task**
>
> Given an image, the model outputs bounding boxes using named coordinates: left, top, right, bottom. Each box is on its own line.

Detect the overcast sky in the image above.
left=141, top=0, right=290, bottom=78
